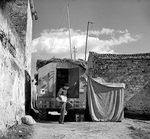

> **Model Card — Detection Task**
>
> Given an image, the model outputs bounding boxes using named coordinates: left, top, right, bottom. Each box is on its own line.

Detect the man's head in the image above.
left=64, top=83, right=69, bottom=89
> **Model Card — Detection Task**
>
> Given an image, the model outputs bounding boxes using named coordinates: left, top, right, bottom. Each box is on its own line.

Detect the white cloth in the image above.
left=56, top=95, right=67, bottom=103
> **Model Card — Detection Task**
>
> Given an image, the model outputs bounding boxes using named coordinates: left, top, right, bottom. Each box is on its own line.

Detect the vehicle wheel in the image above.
left=38, top=109, right=47, bottom=120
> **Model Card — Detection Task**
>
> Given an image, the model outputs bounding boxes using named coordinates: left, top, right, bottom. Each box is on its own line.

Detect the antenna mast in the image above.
left=67, top=3, right=72, bottom=59
left=85, top=21, right=93, bottom=61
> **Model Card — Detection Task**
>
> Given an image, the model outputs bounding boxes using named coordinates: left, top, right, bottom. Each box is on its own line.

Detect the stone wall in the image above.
left=88, top=52, right=150, bottom=115
left=0, top=0, right=32, bottom=133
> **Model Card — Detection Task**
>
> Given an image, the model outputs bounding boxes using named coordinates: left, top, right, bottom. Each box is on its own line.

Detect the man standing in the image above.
left=57, top=83, right=70, bottom=124
left=57, top=82, right=77, bottom=124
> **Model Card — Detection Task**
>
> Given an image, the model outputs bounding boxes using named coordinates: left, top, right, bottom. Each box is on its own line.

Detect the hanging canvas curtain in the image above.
left=88, top=77, right=125, bottom=122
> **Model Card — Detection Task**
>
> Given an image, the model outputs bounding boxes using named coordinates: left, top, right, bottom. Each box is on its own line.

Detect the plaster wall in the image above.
left=0, top=0, right=32, bottom=133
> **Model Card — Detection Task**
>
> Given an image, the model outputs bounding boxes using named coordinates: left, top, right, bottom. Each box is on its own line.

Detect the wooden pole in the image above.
left=73, top=46, right=77, bottom=60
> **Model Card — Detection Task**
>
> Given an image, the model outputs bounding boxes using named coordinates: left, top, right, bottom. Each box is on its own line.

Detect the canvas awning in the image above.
left=87, top=77, right=125, bottom=122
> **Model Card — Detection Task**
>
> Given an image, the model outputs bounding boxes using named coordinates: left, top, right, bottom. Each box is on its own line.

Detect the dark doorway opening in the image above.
left=56, top=68, right=79, bottom=98
left=68, top=68, right=79, bottom=98
left=56, top=68, right=69, bottom=96
left=25, top=70, right=31, bottom=115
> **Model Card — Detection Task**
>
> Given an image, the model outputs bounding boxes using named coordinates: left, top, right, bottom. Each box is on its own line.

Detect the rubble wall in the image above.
left=0, top=0, right=32, bottom=133
left=88, top=52, right=150, bottom=115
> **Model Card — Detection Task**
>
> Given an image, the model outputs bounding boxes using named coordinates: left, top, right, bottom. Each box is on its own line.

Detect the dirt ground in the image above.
left=30, top=118, right=150, bottom=139
left=2, top=118, right=150, bottom=139
left=1, top=124, right=33, bottom=139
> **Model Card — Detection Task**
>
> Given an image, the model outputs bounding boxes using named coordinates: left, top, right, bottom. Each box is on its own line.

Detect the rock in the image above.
left=21, top=115, right=36, bottom=126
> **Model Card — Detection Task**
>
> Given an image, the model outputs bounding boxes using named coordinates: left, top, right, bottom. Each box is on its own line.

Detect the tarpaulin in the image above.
left=88, top=77, right=125, bottom=122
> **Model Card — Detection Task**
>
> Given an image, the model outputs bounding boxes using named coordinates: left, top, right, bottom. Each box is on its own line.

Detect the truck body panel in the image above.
left=36, top=61, right=86, bottom=112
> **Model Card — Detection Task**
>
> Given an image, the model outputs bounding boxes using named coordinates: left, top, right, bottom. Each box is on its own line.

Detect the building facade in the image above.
left=0, top=0, right=34, bottom=132
left=88, top=52, right=150, bottom=115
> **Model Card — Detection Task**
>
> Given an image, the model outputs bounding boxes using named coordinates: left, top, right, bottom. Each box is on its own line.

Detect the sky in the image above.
left=31, top=0, right=150, bottom=76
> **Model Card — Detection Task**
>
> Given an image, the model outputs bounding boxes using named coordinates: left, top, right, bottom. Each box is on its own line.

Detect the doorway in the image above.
left=56, top=68, right=79, bottom=98
left=56, top=68, right=69, bottom=96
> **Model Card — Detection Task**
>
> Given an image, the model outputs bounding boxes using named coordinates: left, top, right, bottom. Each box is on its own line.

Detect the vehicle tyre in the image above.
left=38, top=109, right=47, bottom=120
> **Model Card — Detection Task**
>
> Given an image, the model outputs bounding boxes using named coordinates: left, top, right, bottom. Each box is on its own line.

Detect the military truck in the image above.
left=35, top=58, right=87, bottom=120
